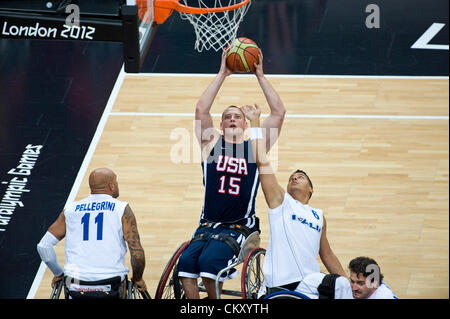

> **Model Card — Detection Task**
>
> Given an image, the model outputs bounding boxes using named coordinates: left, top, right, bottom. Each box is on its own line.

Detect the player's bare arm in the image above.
left=122, top=204, right=147, bottom=290
left=318, top=216, right=347, bottom=277
left=195, top=50, right=233, bottom=151
left=48, top=210, right=66, bottom=240
left=242, top=104, right=285, bottom=209
left=253, top=52, right=286, bottom=151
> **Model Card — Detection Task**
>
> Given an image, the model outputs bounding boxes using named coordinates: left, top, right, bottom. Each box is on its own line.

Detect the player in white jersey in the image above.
left=37, top=168, right=147, bottom=298
left=242, top=104, right=353, bottom=299
left=349, top=256, right=398, bottom=299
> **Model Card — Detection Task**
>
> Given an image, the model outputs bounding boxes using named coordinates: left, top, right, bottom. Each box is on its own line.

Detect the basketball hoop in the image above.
left=152, top=0, right=251, bottom=52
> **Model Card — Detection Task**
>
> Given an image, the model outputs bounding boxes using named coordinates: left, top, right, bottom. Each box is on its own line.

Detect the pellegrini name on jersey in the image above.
left=74, top=201, right=116, bottom=213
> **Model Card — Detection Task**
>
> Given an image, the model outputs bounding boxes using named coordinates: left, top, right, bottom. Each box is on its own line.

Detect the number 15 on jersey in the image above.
left=218, top=176, right=241, bottom=195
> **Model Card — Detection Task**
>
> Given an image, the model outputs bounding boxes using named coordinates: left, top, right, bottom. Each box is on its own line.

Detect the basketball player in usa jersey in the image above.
left=177, top=49, right=286, bottom=299
left=242, top=104, right=353, bottom=299
left=37, top=168, right=147, bottom=298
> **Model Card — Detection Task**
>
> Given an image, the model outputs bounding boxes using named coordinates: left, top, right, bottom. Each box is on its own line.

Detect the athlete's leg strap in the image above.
left=191, top=231, right=241, bottom=256
left=317, top=274, right=340, bottom=299
left=211, top=233, right=240, bottom=256
left=190, top=232, right=212, bottom=244
left=265, top=281, right=300, bottom=296
left=199, top=222, right=253, bottom=237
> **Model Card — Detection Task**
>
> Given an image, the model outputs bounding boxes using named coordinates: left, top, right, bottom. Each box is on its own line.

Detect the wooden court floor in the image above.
left=34, top=74, right=449, bottom=299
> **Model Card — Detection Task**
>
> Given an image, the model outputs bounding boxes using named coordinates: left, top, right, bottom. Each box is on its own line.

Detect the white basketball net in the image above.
left=178, top=0, right=251, bottom=52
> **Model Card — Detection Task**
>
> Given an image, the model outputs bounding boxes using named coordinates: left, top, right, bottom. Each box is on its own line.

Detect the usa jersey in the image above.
left=263, top=192, right=324, bottom=287
left=63, top=194, right=129, bottom=281
left=200, top=136, right=259, bottom=229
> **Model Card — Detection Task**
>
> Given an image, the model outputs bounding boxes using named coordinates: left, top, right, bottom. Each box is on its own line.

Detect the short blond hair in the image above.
left=221, top=105, right=245, bottom=120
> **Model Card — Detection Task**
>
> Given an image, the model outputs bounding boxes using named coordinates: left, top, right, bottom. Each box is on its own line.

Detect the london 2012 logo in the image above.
left=1, top=22, right=96, bottom=40
left=1, top=4, right=96, bottom=40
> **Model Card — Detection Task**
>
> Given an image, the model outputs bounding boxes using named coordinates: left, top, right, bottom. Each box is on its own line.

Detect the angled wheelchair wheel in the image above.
left=264, top=290, right=310, bottom=299
left=241, top=247, right=266, bottom=299
left=50, top=280, right=63, bottom=299
left=127, top=280, right=151, bottom=299
left=155, top=241, right=190, bottom=299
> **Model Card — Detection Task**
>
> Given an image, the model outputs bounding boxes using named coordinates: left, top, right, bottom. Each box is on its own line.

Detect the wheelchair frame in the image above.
left=50, top=277, right=150, bottom=299
left=155, top=231, right=266, bottom=299
left=263, top=290, right=310, bottom=299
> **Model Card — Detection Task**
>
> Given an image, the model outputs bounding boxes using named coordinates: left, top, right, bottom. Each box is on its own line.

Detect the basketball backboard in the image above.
left=0, top=0, right=156, bottom=73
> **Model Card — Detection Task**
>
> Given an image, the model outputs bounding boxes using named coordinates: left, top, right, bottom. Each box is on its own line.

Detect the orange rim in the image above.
left=155, top=0, right=250, bottom=14
left=136, top=0, right=154, bottom=24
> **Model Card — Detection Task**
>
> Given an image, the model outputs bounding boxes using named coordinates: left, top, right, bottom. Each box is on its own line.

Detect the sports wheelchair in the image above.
left=50, top=276, right=151, bottom=299
left=263, top=290, right=310, bottom=299
left=155, top=231, right=266, bottom=299
left=262, top=273, right=343, bottom=299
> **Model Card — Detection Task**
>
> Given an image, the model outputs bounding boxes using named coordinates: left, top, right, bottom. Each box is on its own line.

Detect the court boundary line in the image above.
left=109, top=112, right=449, bottom=120
left=125, top=73, right=449, bottom=80
left=26, top=66, right=127, bottom=299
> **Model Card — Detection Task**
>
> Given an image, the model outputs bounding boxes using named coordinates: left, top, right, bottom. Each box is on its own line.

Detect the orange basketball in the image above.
left=226, top=37, right=260, bottom=73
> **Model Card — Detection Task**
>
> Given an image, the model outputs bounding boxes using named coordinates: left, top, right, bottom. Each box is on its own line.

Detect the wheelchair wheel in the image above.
left=155, top=241, right=190, bottom=299
left=241, top=247, right=266, bottom=299
left=127, top=281, right=151, bottom=299
left=50, top=280, right=63, bottom=299
left=264, top=290, right=310, bottom=299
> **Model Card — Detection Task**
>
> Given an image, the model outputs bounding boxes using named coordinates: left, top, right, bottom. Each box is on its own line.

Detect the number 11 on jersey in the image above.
left=81, top=212, right=104, bottom=241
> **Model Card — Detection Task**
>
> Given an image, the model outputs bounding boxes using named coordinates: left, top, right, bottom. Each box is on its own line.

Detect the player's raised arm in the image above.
left=195, top=50, right=233, bottom=148
left=241, top=104, right=285, bottom=209
left=253, top=52, right=286, bottom=151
